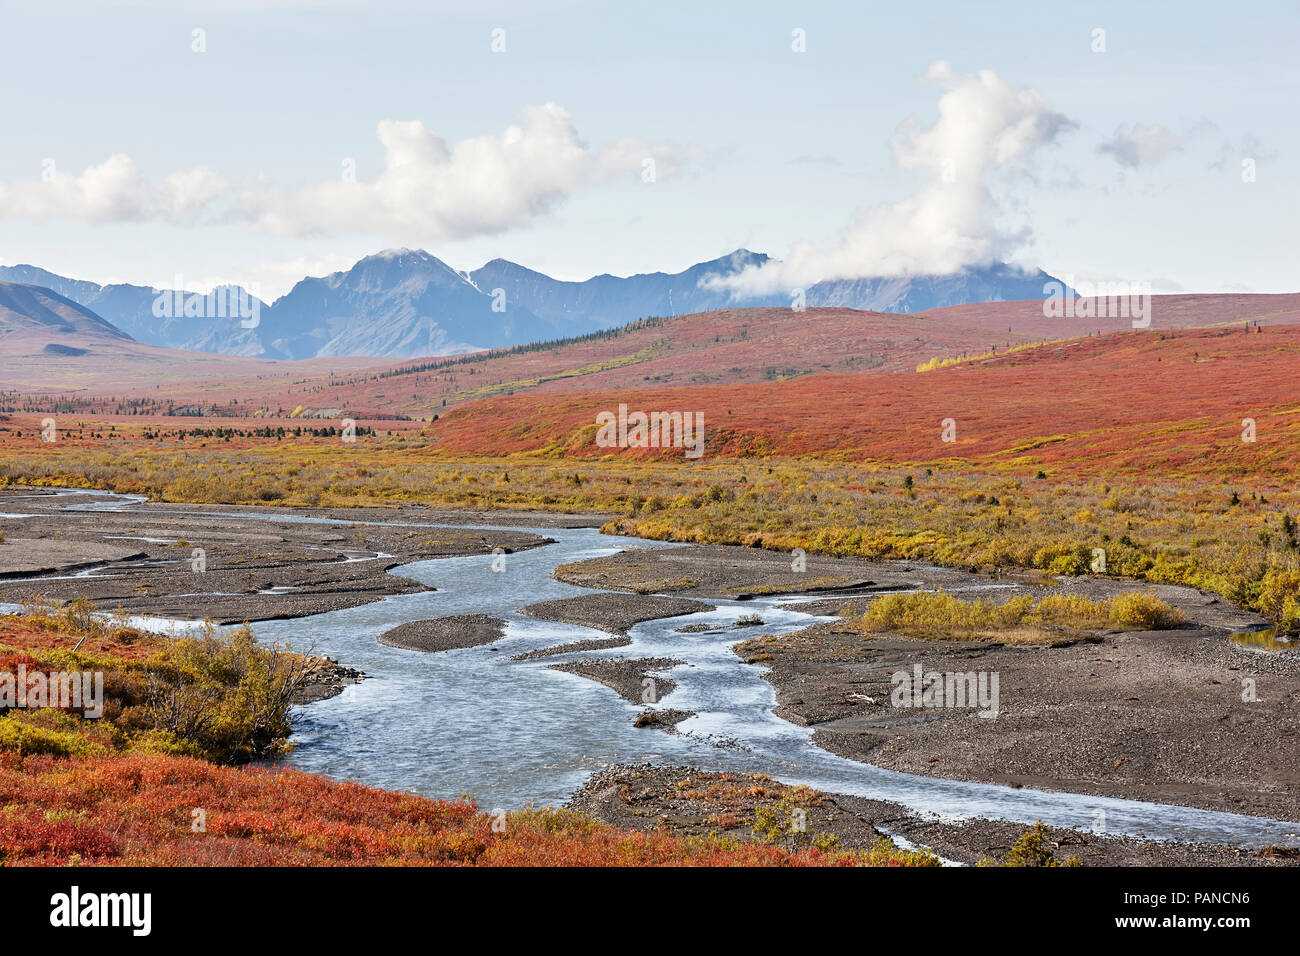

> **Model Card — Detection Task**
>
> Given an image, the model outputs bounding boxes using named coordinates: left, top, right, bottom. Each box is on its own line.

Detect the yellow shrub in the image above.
left=858, top=589, right=1182, bottom=639
left=1107, top=592, right=1184, bottom=629
left=1032, top=594, right=1110, bottom=628
left=0, top=715, right=109, bottom=757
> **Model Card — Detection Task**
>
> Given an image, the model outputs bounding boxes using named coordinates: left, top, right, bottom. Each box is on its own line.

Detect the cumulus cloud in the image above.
left=705, top=62, right=1074, bottom=295
left=0, top=154, right=232, bottom=225
left=243, top=104, right=699, bottom=239
left=0, top=154, right=143, bottom=223
left=159, top=166, right=230, bottom=218
left=1097, top=123, right=1181, bottom=168
left=0, top=104, right=699, bottom=240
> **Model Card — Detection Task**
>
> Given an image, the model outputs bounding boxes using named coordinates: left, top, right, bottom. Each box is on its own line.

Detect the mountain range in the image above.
left=0, top=249, right=1064, bottom=360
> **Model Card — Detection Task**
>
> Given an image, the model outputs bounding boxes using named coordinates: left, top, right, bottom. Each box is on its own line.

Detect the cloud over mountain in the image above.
left=704, top=61, right=1074, bottom=296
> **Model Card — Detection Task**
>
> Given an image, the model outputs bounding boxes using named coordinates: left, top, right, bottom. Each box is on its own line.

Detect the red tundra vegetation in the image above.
left=426, top=325, right=1300, bottom=480
left=1, top=752, right=927, bottom=866
left=0, top=613, right=930, bottom=867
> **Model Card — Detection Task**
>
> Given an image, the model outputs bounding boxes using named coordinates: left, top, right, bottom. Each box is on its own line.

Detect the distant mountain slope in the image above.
left=470, top=252, right=1061, bottom=329
left=89, top=282, right=268, bottom=356
left=0, top=265, right=103, bottom=305
left=261, top=249, right=551, bottom=360
left=0, top=281, right=401, bottom=396
left=0, top=265, right=266, bottom=355
left=1, top=251, right=549, bottom=362
left=804, top=263, right=1061, bottom=313
left=2, top=250, right=1072, bottom=360
left=0, top=282, right=133, bottom=345
left=469, top=249, right=786, bottom=328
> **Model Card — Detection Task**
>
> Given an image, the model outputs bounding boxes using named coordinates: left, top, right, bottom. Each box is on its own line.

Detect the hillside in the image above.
left=89, top=292, right=1300, bottom=421
left=0, top=302, right=1092, bottom=416
left=0, top=282, right=134, bottom=348
left=0, top=281, right=389, bottom=397
left=8, top=289, right=1299, bottom=426
left=423, top=323, right=1300, bottom=481
left=921, top=292, right=1300, bottom=331
left=0, top=266, right=268, bottom=354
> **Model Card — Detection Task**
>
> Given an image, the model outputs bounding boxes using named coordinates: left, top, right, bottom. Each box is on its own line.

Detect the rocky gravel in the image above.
left=377, top=615, right=506, bottom=653
left=519, top=592, right=711, bottom=636
left=292, top=655, right=366, bottom=705
left=743, top=596, right=1299, bottom=820
left=0, top=489, right=556, bottom=623
left=567, top=764, right=1297, bottom=866
left=548, top=657, right=684, bottom=704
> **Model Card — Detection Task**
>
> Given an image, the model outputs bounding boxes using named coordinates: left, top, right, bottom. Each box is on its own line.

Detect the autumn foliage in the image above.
left=423, top=325, right=1300, bottom=480
left=0, top=616, right=928, bottom=867
left=0, top=753, right=946, bottom=866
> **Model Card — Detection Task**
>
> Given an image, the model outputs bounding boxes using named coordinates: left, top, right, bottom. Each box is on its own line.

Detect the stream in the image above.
left=13, top=489, right=1300, bottom=849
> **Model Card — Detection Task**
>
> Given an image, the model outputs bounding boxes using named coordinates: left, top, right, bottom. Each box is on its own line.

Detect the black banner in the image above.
left=8, top=865, right=1283, bottom=943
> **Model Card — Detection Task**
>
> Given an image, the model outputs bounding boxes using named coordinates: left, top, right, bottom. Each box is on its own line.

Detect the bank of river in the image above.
left=2, top=486, right=1297, bottom=860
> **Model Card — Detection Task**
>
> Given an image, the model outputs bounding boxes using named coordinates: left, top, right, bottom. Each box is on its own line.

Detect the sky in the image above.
left=0, top=0, right=1295, bottom=300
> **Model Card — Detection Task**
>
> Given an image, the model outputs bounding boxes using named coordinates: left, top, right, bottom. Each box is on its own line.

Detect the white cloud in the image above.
left=1097, top=123, right=1181, bottom=168
left=0, top=154, right=227, bottom=224
left=159, top=166, right=230, bottom=218
left=0, top=104, right=699, bottom=240
left=242, top=104, right=699, bottom=238
left=0, top=154, right=147, bottom=223
left=704, top=61, right=1074, bottom=295
left=0, top=155, right=229, bottom=226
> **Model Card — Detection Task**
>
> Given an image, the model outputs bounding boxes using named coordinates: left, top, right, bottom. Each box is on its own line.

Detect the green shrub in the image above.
left=145, top=625, right=306, bottom=763
left=0, top=715, right=109, bottom=758
left=981, top=822, right=1081, bottom=867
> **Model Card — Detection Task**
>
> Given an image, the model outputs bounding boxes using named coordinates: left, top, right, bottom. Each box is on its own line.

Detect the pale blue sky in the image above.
left=0, top=0, right=1295, bottom=298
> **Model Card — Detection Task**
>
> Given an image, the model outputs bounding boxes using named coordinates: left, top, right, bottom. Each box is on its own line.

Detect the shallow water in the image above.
left=1231, top=626, right=1296, bottom=652
left=12, top=488, right=1300, bottom=848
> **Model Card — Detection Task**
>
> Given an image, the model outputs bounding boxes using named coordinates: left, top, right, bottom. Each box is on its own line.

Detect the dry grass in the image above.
left=849, top=590, right=1183, bottom=642
left=2, top=426, right=1297, bottom=633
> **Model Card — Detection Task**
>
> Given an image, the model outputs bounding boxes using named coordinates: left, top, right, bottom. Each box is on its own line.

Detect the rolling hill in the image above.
left=1, top=300, right=1084, bottom=414
left=6, top=280, right=1298, bottom=435
left=0, top=282, right=134, bottom=352
left=103, top=292, right=1300, bottom=420
left=422, top=322, right=1300, bottom=481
